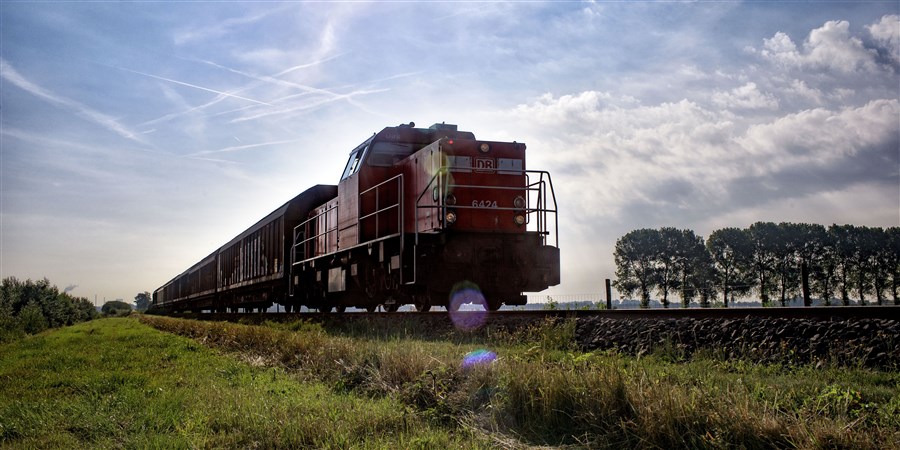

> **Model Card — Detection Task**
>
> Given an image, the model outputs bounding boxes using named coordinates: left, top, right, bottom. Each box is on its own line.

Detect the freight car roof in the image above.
left=219, top=184, right=337, bottom=250
left=156, top=184, right=337, bottom=291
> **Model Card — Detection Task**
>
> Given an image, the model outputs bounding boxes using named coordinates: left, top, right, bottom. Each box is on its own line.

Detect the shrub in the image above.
left=101, top=300, right=133, bottom=316
left=18, top=301, right=48, bottom=334
left=0, top=277, right=98, bottom=340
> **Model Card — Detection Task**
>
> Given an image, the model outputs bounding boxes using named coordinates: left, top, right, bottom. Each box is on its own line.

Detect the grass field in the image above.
left=0, top=317, right=490, bottom=449
left=1, top=316, right=898, bottom=449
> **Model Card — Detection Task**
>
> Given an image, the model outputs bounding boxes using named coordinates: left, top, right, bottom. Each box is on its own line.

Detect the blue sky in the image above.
left=2, top=1, right=898, bottom=304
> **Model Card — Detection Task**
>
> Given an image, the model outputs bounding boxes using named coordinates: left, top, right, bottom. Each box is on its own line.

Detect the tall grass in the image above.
left=140, top=315, right=900, bottom=448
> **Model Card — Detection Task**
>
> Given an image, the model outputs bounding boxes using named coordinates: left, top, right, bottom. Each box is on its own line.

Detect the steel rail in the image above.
left=165, top=306, right=899, bottom=322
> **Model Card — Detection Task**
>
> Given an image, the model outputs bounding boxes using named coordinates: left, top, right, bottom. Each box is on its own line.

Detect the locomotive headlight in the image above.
left=479, top=143, right=490, bottom=153
left=445, top=193, right=457, bottom=206
left=513, top=195, right=526, bottom=209
left=514, top=214, right=526, bottom=226
left=446, top=210, right=458, bottom=224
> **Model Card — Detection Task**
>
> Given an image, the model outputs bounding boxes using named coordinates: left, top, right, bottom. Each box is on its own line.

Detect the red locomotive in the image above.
left=153, top=122, right=559, bottom=313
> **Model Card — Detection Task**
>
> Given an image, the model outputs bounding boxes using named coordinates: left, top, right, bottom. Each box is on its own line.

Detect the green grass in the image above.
left=0, top=318, right=489, bottom=449
left=141, top=315, right=900, bottom=449
left=3, top=316, right=898, bottom=449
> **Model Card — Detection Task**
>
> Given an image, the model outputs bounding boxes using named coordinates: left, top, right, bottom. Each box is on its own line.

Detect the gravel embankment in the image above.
left=576, top=317, right=899, bottom=369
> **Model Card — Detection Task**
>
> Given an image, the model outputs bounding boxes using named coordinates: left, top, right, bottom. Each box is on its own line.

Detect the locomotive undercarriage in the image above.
left=286, top=230, right=559, bottom=312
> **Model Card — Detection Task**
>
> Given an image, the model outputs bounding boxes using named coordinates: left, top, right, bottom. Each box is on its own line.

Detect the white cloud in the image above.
left=868, top=14, right=900, bottom=65
left=807, top=20, right=880, bottom=72
left=712, top=82, right=780, bottom=111
left=785, top=79, right=824, bottom=105
left=511, top=91, right=898, bottom=229
left=753, top=20, right=882, bottom=74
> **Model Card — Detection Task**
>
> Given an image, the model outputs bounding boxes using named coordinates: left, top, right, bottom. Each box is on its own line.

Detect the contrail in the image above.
left=112, top=65, right=273, bottom=106
left=198, top=57, right=346, bottom=101
left=1, top=58, right=143, bottom=142
left=137, top=53, right=349, bottom=126
left=231, top=88, right=388, bottom=123
left=184, top=139, right=299, bottom=157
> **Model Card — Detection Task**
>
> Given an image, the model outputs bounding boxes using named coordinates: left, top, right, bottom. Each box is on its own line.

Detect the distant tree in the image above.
left=811, top=230, right=839, bottom=306
left=886, top=227, right=900, bottom=305
left=655, top=227, right=683, bottom=308
left=830, top=224, right=857, bottom=305
left=748, top=222, right=779, bottom=306
left=769, top=223, right=803, bottom=306
left=674, top=229, right=708, bottom=308
left=790, top=223, right=827, bottom=306
left=134, top=292, right=151, bottom=312
left=614, top=229, right=661, bottom=308
left=707, top=227, right=753, bottom=307
left=693, top=260, right=718, bottom=308
left=851, top=226, right=877, bottom=305
left=101, top=300, right=132, bottom=316
left=612, top=222, right=898, bottom=309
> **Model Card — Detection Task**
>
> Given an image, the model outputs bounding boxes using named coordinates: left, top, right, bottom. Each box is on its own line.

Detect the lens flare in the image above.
left=448, top=282, right=489, bottom=330
left=462, top=349, right=497, bottom=369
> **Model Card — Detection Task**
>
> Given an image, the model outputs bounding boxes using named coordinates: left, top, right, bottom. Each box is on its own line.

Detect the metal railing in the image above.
left=291, top=203, right=337, bottom=268
left=415, top=167, right=559, bottom=248
left=358, top=174, right=404, bottom=243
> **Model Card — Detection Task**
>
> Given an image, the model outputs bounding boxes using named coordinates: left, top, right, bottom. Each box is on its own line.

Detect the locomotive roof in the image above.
left=369, top=122, right=476, bottom=148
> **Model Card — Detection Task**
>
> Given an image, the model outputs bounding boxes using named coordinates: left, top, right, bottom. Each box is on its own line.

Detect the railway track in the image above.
left=166, top=305, right=900, bottom=323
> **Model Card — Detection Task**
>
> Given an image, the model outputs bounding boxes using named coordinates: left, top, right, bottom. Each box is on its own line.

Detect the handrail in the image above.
left=358, top=174, right=405, bottom=283
left=292, top=203, right=337, bottom=266
left=414, top=167, right=559, bottom=248
left=358, top=174, right=404, bottom=243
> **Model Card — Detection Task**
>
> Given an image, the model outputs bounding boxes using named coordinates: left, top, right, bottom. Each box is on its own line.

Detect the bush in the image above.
left=101, top=300, right=133, bottom=316
left=0, top=277, right=99, bottom=341
left=18, top=301, right=48, bottom=334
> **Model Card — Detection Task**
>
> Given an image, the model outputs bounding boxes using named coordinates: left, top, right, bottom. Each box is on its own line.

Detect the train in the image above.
left=152, top=122, right=560, bottom=313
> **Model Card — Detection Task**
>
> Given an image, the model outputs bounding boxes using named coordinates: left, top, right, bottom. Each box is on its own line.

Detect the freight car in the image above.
left=153, top=122, right=559, bottom=313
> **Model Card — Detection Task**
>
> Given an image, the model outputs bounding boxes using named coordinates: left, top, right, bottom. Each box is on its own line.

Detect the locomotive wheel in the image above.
left=319, top=305, right=333, bottom=313
left=366, top=304, right=378, bottom=313
left=414, top=303, right=431, bottom=312
left=336, top=306, right=347, bottom=313
left=385, top=303, right=400, bottom=313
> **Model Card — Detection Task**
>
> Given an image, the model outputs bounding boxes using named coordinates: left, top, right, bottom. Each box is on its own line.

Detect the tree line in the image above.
left=613, top=223, right=900, bottom=308
left=0, top=277, right=98, bottom=342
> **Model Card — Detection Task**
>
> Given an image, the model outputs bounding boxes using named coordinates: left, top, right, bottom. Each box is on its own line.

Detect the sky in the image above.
left=1, top=1, right=898, bottom=305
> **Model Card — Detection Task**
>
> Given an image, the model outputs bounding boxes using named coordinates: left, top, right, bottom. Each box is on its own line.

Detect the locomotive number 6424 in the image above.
left=472, top=200, right=498, bottom=208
